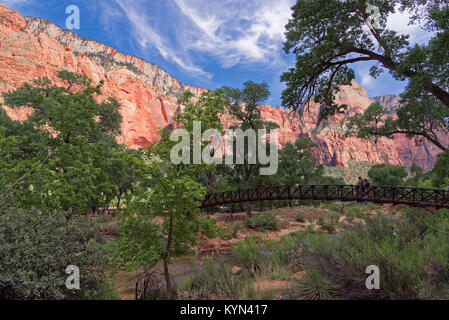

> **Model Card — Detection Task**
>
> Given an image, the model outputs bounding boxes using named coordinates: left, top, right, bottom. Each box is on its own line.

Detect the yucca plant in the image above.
left=295, top=267, right=340, bottom=300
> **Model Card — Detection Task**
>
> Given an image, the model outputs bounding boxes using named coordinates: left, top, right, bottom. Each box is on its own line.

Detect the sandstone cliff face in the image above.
left=0, top=4, right=447, bottom=169
left=0, top=4, right=202, bottom=148
left=290, top=83, right=448, bottom=170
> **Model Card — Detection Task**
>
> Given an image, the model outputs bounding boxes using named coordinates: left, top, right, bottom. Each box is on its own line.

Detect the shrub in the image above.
left=345, top=206, right=365, bottom=219
left=295, top=267, right=340, bottom=300
left=298, top=214, right=449, bottom=299
left=0, top=208, right=107, bottom=300
left=247, top=212, right=280, bottom=231
left=228, top=222, right=243, bottom=238
left=179, top=258, right=248, bottom=300
left=319, top=222, right=337, bottom=233
left=233, top=236, right=268, bottom=275
left=368, top=164, right=407, bottom=186
left=329, top=212, right=340, bottom=225
left=296, top=213, right=306, bottom=223
left=265, top=236, right=298, bottom=266
left=197, top=217, right=228, bottom=239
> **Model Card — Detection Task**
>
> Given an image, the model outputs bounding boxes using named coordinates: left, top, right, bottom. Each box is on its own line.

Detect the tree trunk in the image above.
left=243, top=172, right=252, bottom=217
left=117, top=191, right=122, bottom=209
left=163, top=214, right=175, bottom=299
left=163, top=257, right=172, bottom=298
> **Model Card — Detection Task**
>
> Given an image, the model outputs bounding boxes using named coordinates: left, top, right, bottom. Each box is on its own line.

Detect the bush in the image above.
left=228, top=222, right=243, bottom=238
left=345, top=206, right=365, bottom=219
left=233, top=236, right=268, bottom=275
left=0, top=208, right=107, bottom=300
left=296, top=213, right=306, bottom=223
left=247, top=212, right=280, bottom=231
left=265, top=236, right=298, bottom=266
left=295, top=267, right=340, bottom=300
left=368, top=164, right=407, bottom=186
left=197, top=217, right=228, bottom=239
left=178, top=258, right=248, bottom=300
left=315, top=216, right=336, bottom=233
left=298, top=213, right=449, bottom=299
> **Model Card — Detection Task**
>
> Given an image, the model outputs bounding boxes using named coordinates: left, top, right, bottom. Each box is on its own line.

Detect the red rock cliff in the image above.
left=0, top=4, right=447, bottom=170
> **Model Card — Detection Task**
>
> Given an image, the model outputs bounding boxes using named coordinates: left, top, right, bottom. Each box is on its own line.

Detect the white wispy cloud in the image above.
left=385, top=6, right=433, bottom=44
left=173, top=0, right=294, bottom=68
left=102, top=0, right=295, bottom=79
left=111, top=0, right=213, bottom=79
left=99, top=0, right=432, bottom=95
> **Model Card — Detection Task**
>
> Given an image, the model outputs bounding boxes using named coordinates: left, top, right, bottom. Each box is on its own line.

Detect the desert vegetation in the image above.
left=1, top=0, right=449, bottom=301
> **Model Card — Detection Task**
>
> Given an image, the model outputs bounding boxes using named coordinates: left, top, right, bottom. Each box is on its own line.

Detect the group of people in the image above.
left=358, top=177, right=372, bottom=197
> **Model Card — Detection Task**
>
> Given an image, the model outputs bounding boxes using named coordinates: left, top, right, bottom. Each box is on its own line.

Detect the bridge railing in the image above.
left=201, top=185, right=449, bottom=209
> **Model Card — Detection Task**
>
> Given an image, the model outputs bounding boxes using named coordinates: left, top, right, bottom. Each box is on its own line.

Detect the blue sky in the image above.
left=4, top=0, right=433, bottom=106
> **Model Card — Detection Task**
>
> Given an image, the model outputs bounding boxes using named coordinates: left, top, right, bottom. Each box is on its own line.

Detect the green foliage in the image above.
left=221, top=81, right=279, bottom=217
left=317, top=216, right=337, bottom=234
left=298, top=211, right=449, bottom=299
left=116, top=89, right=228, bottom=295
left=246, top=212, right=280, bottom=231
left=295, top=267, right=340, bottom=300
left=346, top=100, right=449, bottom=152
left=196, top=217, right=228, bottom=239
left=277, top=138, right=325, bottom=186
left=282, top=0, right=449, bottom=134
left=344, top=206, right=365, bottom=219
left=0, top=71, right=128, bottom=215
left=179, top=258, right=248, bottom=300
left=296, top=213, right=306, bottom=223
left=0, top=209, right=107, bottom=300
left=233, top=236, right=268, bottom=275
left=432, top=151, right=449, bottom=188
left=325, top=202, right=344, bottom=214
left=227, top=222, right=243, bottom=238
left=265, top=236, right=298, bottom=266
left=368, top=163, right=408, bottom=186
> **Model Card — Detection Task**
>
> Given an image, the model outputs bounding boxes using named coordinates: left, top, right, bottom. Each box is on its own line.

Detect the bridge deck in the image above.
left=201, top=185, right=449, bottom=209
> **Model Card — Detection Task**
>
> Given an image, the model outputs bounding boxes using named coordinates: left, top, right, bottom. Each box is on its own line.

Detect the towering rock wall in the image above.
left=0, top=4, right=447, bottom=170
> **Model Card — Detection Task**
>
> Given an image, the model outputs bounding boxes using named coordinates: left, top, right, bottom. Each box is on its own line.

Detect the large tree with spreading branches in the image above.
left=282, top=0, right=449, bottom=125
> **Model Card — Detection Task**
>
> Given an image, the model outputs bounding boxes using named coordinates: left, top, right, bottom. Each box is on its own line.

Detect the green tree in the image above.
left=0, top=208, right=108, bottom=300
left=368, top=163, right=408, bottom=186
left=282, top=0, right=449, bottom=134
left=103, top=147, right=146, bottom=209
left=432, top=151, right=449, bottom=187
left=222, top=81, right=279, bottom=217
left=278, top=138, right=325, bottom=186
left=346, top=101, right=448, bottom=151
left=116, top=89, right=228, bottom=298
left=0, top=71, right=123, bottom=215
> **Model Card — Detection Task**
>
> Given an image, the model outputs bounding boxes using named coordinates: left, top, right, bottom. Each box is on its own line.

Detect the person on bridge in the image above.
left=358, top=177, right=365, bottom=192
left=446, top=184, right=449, bottom=196
left=363, top=179, right=371, bottom=198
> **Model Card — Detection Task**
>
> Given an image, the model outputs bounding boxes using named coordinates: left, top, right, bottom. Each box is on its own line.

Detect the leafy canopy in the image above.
left=282, top=0, right=449, bottom=120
